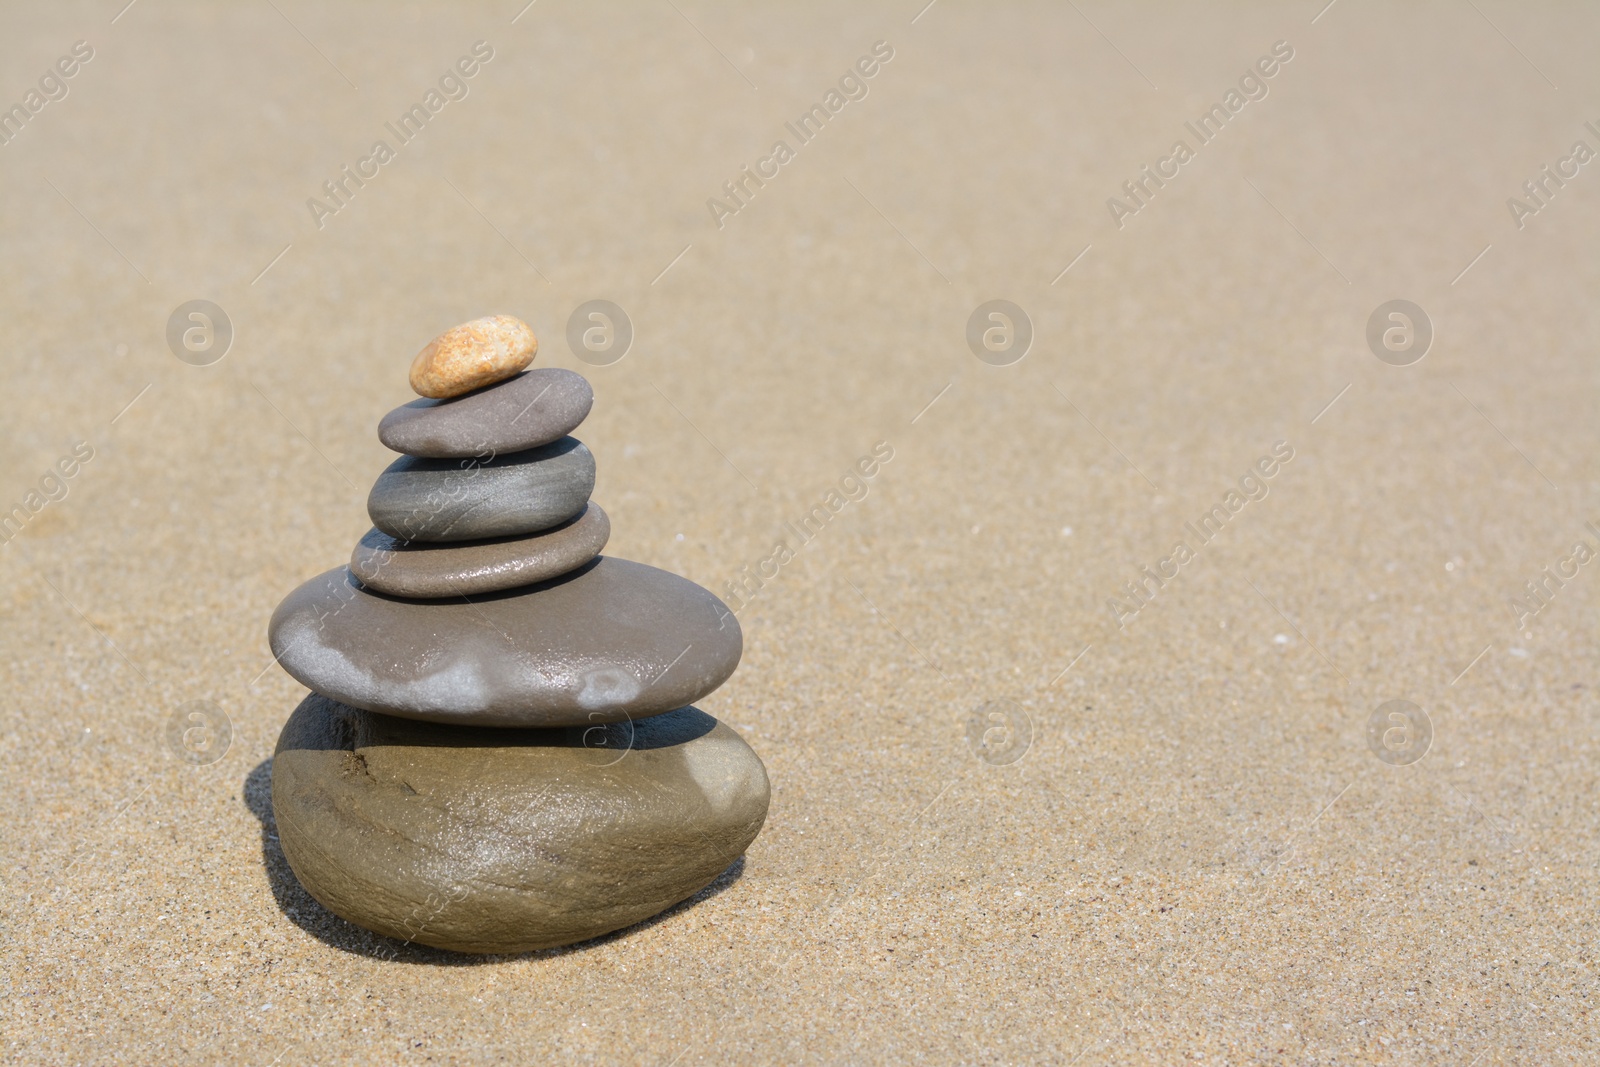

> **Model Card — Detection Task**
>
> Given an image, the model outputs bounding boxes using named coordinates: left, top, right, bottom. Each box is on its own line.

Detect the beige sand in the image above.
left=3, top=2, right=1596, bottom=1063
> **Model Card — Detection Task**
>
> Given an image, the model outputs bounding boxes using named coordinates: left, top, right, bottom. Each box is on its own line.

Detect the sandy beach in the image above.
left=2, top=2, right=1597, bottom=1062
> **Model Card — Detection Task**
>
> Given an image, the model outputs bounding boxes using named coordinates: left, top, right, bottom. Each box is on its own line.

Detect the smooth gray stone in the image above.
left=367, top=437, right=594, bottom=543
left=350, top=502, right=610, bottom=598
left=378, top=368, right=594, bottom=459
left=272, top=696, right=769, bottom=954
left=268, top=557, right=743, bottom=727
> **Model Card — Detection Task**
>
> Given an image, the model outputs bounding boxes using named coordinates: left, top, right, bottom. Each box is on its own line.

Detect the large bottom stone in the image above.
left=271, top=694, right=769, bottom=954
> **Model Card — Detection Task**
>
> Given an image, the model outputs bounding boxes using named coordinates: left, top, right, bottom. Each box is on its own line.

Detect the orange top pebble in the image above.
left=409, top=315, right=537, bottom=399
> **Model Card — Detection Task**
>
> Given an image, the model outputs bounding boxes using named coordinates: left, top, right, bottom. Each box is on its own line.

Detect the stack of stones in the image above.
left=267, top=315, right=768, bottom=954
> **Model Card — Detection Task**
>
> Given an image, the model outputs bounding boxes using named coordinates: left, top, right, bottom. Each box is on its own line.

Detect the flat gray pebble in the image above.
left=367, top=437, right=594, bottom=542
left=378, top=368, right=593, bottom=459
left=268, top=556, right=743, bottom=726
left=350, top=502, right=610, bottom=598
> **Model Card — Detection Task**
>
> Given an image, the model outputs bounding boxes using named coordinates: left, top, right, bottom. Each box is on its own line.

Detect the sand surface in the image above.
left=3, top=2, right=1597, bottom=1063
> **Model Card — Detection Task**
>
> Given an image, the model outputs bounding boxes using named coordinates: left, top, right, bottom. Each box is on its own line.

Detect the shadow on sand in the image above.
left=243, top=757, right=745, bottom=965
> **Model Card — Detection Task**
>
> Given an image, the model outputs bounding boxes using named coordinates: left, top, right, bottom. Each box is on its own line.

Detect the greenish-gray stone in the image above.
left=271, top=696, right=769, bottom=954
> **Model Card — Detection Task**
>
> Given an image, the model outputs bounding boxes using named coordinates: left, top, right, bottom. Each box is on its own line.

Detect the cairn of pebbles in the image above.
left=268, top=315, right=768, bottom=954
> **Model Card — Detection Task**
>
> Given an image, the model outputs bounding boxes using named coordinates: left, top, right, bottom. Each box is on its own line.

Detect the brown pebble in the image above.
left=409, top=315, right=536, bottom=399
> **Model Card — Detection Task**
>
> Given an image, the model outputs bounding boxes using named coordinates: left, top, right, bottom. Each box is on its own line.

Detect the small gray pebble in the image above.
left=379, top=368, right=593, bottom=459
